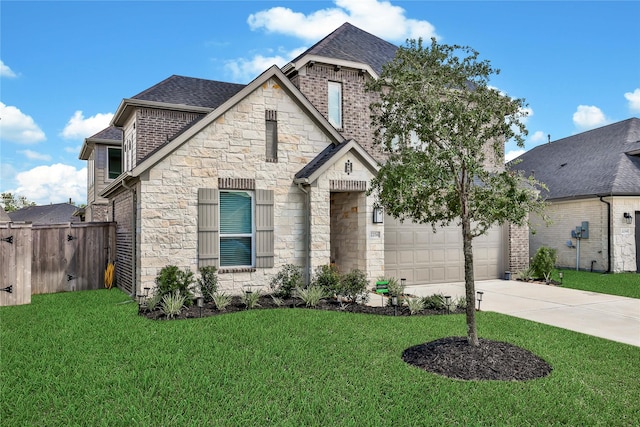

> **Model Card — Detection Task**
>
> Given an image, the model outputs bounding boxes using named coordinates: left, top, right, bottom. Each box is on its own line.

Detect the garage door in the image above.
left=384, top=215, right=504, bottom=285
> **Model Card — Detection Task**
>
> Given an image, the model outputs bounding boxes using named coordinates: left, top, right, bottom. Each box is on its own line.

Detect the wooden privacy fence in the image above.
left=0, top=222, right=116, bottom=306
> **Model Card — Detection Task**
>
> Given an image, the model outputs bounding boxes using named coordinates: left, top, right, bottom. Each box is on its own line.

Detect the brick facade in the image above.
left=134, top=108, right=205, bottom=163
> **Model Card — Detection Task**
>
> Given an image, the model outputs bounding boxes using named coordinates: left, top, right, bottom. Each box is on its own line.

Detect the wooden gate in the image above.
left=0, top=222, right=116, bottom=306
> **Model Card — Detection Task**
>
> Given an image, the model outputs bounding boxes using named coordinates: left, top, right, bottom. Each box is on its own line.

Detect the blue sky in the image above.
left=1, top=0, right=639, bottom=206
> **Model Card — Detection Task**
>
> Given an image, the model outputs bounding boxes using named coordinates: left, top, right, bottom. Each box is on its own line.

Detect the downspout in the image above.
left=297, top=182, right=311, bottom=285
left=122, top=173, right=137, bottom=295
left=598, top=195, right=611, bottom=273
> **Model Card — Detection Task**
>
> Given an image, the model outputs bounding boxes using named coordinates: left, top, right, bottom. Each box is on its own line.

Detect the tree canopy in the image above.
left=367, top=38, right=546, bottom=346
left=1, top=192, right=36, bottom=212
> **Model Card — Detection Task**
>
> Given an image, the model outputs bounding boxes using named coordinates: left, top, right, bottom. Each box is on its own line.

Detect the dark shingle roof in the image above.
left=510, top=118, right=640, bottom=199
left=291, top=22, right=398, bottom=75
left=8, top=203, right=81, bottom=224
left=295, top=142, right=345, bottom=180
left=87, top=126, right=122, bottom=142
left=131, top=75, right=246, bottom=108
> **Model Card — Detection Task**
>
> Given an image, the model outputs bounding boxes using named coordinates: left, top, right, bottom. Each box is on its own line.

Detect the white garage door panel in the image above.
left=384, top=215, right=504, bottom=285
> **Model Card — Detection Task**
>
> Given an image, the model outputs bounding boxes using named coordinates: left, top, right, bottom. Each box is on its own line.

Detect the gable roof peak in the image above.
left=287, top=22, right=397, bottom=76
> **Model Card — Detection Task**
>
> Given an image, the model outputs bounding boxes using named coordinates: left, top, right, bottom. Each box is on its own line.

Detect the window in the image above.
left=219, top=191, right=254, bottom=267
left=265, top=110, right=278, bottom=161
left=197, top=187, right=273, bottom=270
left=107, top=148, right=122, bottom=180
left=328, top=81, right=342, bottom=128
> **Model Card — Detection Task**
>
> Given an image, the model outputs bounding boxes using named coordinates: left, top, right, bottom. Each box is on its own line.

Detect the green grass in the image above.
left=2, top=289, right=639, bottom=426
left=551, top=270, right=640, bottom=299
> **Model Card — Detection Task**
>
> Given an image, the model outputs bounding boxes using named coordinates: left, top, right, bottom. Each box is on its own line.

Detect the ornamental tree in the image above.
left=367, top=38, right=546, bottom=346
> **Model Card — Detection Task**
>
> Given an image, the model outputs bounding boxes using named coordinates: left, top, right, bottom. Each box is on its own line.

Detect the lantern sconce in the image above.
left=623, top=212, right=632, bottom=224
left=373, top=207, right=384, bottom=224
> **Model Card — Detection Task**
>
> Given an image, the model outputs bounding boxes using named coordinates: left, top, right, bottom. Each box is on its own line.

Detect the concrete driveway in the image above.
left=402, top=279, right=640, bottom=347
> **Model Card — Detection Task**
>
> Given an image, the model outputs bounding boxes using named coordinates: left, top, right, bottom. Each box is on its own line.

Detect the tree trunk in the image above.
left=462, top=215, right=479, bottom=347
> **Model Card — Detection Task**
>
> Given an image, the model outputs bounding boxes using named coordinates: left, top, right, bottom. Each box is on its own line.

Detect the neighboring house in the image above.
left=0, top=209, right=11, bottom=223
left=7, top=201, right=81, bottom=224
left=91, top=22, right=527, bottom=296
left=79, top=126, right=123, bottom=222
left=510, top=118, right=640, bottom=273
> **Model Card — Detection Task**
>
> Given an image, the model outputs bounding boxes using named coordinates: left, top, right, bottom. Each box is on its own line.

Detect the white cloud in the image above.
left=572, top=105, right=607, bottom=130
left=10, top=163, right=87, bottom=205
left=529, top=130, right=546, bottom=143
left=505, top=149, right=526, bottom=163
left=64, top=145, right=82, bottom=154
left=0, top=102, right=46, bottom=144
left=624, top=88, right=640, bottom=113
left=61, top=111, right=113, bottom=140
left=0, top=60, right=17, bottom=78
left=18, top=149, right=52, bottom=162
left=248, top=0, right=438, bottom=42
left=225, top=47, right=307, bottom=83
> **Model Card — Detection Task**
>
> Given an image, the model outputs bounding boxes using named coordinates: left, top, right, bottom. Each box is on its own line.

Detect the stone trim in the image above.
left=218, top=178, right=256, bottom=190
left=330, top=180, right=367, bottom=192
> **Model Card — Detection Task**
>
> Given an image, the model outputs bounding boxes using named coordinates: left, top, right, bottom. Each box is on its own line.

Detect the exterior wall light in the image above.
left=623, top=212, right=632, bottom=224
left=373, top=207, right=384, bottom=224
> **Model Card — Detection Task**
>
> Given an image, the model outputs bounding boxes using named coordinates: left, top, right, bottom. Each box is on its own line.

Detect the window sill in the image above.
left=219, top=267, right=257, bottom=274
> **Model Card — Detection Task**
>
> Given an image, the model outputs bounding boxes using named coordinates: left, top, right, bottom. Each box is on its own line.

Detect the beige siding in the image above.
left=530, top=198, right=608, bottom=271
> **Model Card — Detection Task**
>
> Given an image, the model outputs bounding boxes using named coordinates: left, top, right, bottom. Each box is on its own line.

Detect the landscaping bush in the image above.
left=335, top=269, right=369, bottom=303
left=198, top=266, right=218, bottom=303
left=531, top=246, right=557, bottom=280
left=312, top=264, right=341, bottom=294
left=160, top=290, right=187, bottom=318
left=385, top=277, right=404, bottom=297
left=421, top=293, right=446, bottom=310
left=269, top=264, right=303, bottom=299
left=154, top=265, right=196, bottom=306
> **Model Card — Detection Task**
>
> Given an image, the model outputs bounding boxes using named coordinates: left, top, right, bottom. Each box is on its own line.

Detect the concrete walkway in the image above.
left=398, top=279, right=640, bottom=347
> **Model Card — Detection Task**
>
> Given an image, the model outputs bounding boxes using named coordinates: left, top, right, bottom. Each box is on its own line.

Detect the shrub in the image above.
left=242, top=289, right=261, bottom=309
left=385, top=277, right=404, bottom=297
left=269, top=264, right=303, bottom=299
left=455, top=296, right=468, bottom=310
left=406, top=297, right=424, bottom=315
left=160, top=290, right=187, bottom=318
left=516, top=267, right=534, bottom=282
left=211, top=292, right=233, bottom=311
left=312, top=264, right=341, bottom=294
left=531, top=247, right=557, bottom=280
left=421, top=293, right=446, bottom=310
left=296, top=286, right=326, bottom=307
left=154, top=265, right=196, bottom=306
left=335, top=269, right=369, bottom=303
left=198, top=266, right=218, bottom=303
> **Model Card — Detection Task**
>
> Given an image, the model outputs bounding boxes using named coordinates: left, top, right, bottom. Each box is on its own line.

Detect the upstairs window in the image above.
left=107, top=147, right=122, bottom=180
left=265, top=109, right=278, bottom=162
left=328, top=81, right=342, bottom=128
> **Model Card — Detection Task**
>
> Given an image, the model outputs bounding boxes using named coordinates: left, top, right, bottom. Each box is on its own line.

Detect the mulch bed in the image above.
left=140, top=294, right=553, bottom=382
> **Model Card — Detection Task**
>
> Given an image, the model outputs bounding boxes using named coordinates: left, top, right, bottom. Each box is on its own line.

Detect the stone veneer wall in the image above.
left=134, top=78, right=385, bottom=295
left=610, top=196, right=640, bottom=272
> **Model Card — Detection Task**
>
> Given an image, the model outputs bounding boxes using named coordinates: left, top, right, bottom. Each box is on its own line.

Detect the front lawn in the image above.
left=2, top=289, right=639, bottom=426
left=552, top=270, right=640, bottom=299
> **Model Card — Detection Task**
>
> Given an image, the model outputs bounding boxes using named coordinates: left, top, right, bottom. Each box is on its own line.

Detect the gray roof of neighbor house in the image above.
left=509, top=118, right=640, bottom=200
left=89, top=126, right=122, bottom=142
left=7, top=203, right=81, bottom=224
left=131, top=75, right=246, bottom=109
left=0, top=209, right=11, bottom=222
left=289, top=22, right=398, bottom=75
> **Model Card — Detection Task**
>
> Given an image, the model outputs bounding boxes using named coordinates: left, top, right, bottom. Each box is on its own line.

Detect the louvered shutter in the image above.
left=255, top=189, right=274, bottom=268
left=198, top=188, right=219, bottom=268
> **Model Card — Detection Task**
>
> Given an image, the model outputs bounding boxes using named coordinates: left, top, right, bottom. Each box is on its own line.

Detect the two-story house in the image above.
left=87, top=23, right=524, bottom=296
